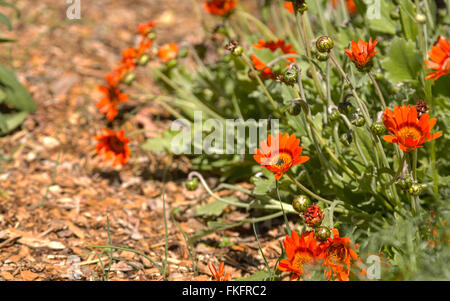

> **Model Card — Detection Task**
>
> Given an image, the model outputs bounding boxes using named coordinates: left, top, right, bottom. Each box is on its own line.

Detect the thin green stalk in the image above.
left=368, top=71, right=387, bottom=109
left=287, top=172, right=337, bottom=207
left=276, top=180, right=291, bottom=235
left=161, top=156, right=171, bottom=277
left=252, top=222, right=272, bottom=276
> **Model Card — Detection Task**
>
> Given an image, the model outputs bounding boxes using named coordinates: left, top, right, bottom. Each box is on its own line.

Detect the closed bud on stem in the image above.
left=352, top=116, right=366, bottom=127
left=315, top=226, right=331, bottom=241
left=415, top=13, right=426, bottom=24
left=232, top=46, right=243, bottom=57
left=138, top=54, right=151, bottom=66
left=338, top=101, right=353, bottom=115
left=397, top=177, right=413, bottom=190
left=178, top=47, right=189, bottom=58
left=316, top=52, right=329, bottom=62
left=147, top=31, right=157, bottom=41
left=122, top=73, right=136, bottom=86
left=329, top=108, right=341, bottom=122
left=185, top=178, right=199, bottom=191
left=292, top=195, right=312, bottom=213
left=288, top=101, right=302, bottom=116
left=371, top=122, right=386, bottom=136
left=408, top=183, right=424, bottom=195
left=316, top=36, right=334, bottom=53
left=283, top=67, right=298, bottom=85
left=166, top=58, right=178, bottom=68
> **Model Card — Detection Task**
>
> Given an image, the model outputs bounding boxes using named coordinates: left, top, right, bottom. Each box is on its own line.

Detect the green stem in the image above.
left=276, top=180, right=291, bottom=235
left=368, top=71, right=387, bottom=109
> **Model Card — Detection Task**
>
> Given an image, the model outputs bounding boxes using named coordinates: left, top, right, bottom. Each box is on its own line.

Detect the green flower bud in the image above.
left=292, top=195, right=312, bottom=213
left=166, top=58, right=178, bottom=68
left=138, top=54, right=151, bottom=66
left=316, top=52, right=329, bottom=62
left=306, top=68, right=313, bottom=79
left=353, top=116, right=366, bottom=127
left=288, top=102, right=302, bottom=116
left=147, top=31, right=157, bottom=41
left=178, top=47, right=189, bottom=58
left=232, top=46, right=243, bottom=57
left=185, top=178, right=199, bottom=191
left=316, top=36, right=334, bottom=53
left=315, top=226, right=331, bottom=241
left=122, top=73, right=136, bottom=86
left=415, top=13, right=426, bottom=24
left=329, top=109, right=341, bottom=122
left=338, top=101, right=353, bottom=115
left=283, top=67, right=298, bottom=85
left=408, top=183, right=424, bottom=196
left=340, top=132, right=352, bottom=146
left=371, top=122, right=386, bottom=136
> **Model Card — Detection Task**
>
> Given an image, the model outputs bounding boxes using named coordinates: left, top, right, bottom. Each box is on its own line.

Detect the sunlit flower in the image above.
left=319, top=228, right=360, bottom=281
left=250, top=54, right=275, bottom=79
left=158, top=43, right=179, bottom=63
left=97, top=74, right=129, bottom=121
left=424, top=36, right=450, bottom=81
left=344, top=38, right=378, bottom=72
left=95, top=129, right=131, bottom=166
left=382, top=104, right=442, bottom=152
left=278, top=231, right=322, bottom=280
left=331, top=0, right=357, bottom=15
left=253, top=133, right=309, bottom=180
left=254, top=38, right=297, bottom=63
left=203, top=0, right=237, bottom=16
left=208, top=262, right=231, bottom=281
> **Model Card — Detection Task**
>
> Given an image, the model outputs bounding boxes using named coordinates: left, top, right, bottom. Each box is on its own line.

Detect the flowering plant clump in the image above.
left=94, top=0, right=449, bottom=281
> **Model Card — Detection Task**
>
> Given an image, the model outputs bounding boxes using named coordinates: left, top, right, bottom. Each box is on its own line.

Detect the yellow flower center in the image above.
left=398, top=125, right=422, bottom=141
left=269, top=152, right=293, bottom=170
left=292, top=252, right=312, bottom=273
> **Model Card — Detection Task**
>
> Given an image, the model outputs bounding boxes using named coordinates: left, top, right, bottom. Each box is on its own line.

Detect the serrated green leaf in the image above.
left=253, top=176, right=275, bottom=195
left=381, top=37, right=422, bottom=83
left=195, top=200, right=230, bottom=217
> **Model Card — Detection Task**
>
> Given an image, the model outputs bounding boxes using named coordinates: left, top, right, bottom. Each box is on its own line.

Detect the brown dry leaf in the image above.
left=1, top=271, right=14, bottom=281
left=67, top=221, right=85, bottom=239
left=21, top=270, right=41, bottom=281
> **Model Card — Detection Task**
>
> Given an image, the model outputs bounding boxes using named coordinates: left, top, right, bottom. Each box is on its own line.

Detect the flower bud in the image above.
left=166, top=58, right=178, bottom=68
left=138, top=54, right=151, bottom=66
left=316, top=52, right=329, bottom=62
left=408, top=183, right=424, bottom=196
left=371, top=122, right=386, bottom=136
left=352, top=116, right=366, bottom=127
left=288, top=102, right=302, bottom=116
left=283, top=67, right=298, bottom=85
left=232, top=46, right=243, bottom=57
left=122, top=73, right=136, bottom=86
left=338, top=101, right=353, bottom=115
left=178, top=47, right=189, bottom=58
left=340, top=132, right=352, bottom=146
left=415, top=13, right=426, bottom=24
left=303, top=204, right=323, bottom=227
left=147, top=31, right=157, bottom=41
left=315, top=226, right=331, bottom=241
left=397, top=177, right=413, bottom=190
left=185, top=178, right=199, bottom=191
left=292, top=195, right=312, bottom=213
left=316, top=36, right=334, bottom=53
left=329, top=108, right=341, bottom=122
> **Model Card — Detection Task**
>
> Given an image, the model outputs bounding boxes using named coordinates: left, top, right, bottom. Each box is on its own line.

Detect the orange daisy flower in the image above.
left=250, top=54, right=275, bottom=79
left=424, top=36, right=450, bottom=81
left=95, top=129, right=131, bottom=166
left=319, top=228, right=359, bottom=281
left=344, top=38, right=378, bottom=72
left=97, top=74, right=129, bottom=121
left=331, top=0, right=358, bottom=15
left=137, top=20, right=155, bottom=37
left=208, top=262, right=230, bottom=281
left=382, top=104, right=442, bottom=152
left=254, top=38, right=297, bottom=63
left=253, top=133, right=309, bottom=180
left=203, top=0, right=237, bottom=16
left=278, top=231, right=322, bottom=280
left=158, top=43, right=179, bottom=63
left=284, top=1, right=294, bottom=13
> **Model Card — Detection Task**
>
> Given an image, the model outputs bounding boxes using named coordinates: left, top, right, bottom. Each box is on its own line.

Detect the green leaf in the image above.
left=381, top=37, right=422, bottom=83
left=398, top=0, right=418, bottom=40
left=0, top=64, right=36, bottom=112
left=0, top=1, right=20, bottom=18
left=0, top=111, right=28, bottom=135
left=235, top=270, right=269, bottom=281
left=253, top=176, right=275, bottom=195
left=195, top=200, right=230, bottom=217
left=367, top=0, right=397, bottom=35
left=0, top=12, right=11, bottom=30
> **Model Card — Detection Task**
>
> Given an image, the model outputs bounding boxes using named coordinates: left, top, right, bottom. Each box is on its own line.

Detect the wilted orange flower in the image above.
left=254, top=38, right=297, bottom=63
left=203, top=0, right=237, bottom=16
left=424, top=36, right=450, bottom=81
left=320, top=228, right=359, bottom=281
left=278, top=231, right=322, bottom=280
left=382, top=105, right=442, bottom=152
left=158, top=43, right=179, bottom=63
left=97, top=74, right=129, bottom=121
left=137, top=20, right=155, bottom=37
left=254, top=133, right=309, bottom=180
left=95, top=129, right=131, bottom=166
left=250, top=54, right=275, bottom=79
left=331, top=0, right=357, bottom=15
left=284, top=1, right=294, bottom=13
left=208, top=262, right=230, bottom=281
left=344, top=38, right=378, bottom=71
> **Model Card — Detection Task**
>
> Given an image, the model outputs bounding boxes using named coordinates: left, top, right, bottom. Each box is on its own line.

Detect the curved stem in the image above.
left=368, top=71, right=387, bottom=109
